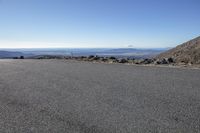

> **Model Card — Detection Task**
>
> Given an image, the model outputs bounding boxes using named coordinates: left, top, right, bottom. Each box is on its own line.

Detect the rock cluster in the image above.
left=28, top=55, right=176, bottom=65
left=155, top=58, right=174, bottom=65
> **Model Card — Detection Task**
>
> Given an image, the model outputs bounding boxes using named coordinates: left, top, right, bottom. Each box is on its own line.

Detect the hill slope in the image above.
left=157, top=36, right=200, bottom=64
left=0, top=50, right=35, bottom=58
left=0, top=51, right=24, bottom=58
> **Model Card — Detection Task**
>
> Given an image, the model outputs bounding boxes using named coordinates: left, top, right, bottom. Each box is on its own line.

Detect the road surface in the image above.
left=0, top=59, right=200, bottom=133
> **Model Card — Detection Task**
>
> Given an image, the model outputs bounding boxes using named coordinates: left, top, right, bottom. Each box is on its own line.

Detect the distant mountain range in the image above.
left=157, top=36, right=200, bottom=64
left=1, top=36, right=200, bottom=65
left=0, top=48, right=167, bottom=59
left=0, top=51, right=26, bottom=58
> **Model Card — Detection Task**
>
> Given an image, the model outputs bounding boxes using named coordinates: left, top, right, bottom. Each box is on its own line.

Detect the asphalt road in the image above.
left=0, top=59, right=200, bottom=133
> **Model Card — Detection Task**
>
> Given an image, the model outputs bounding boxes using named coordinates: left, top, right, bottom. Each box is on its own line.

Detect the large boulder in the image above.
left=167, top=57, right=174, bottom=63
left=155, top=58, right=174, bottom=64
left=118, top=58, right=128, bottom=63
left=142, top=58, right=154, bottom=64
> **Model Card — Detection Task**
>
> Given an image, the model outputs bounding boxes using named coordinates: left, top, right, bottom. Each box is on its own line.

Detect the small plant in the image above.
left=80, top=56, right=87, bottom=59
left=20, top=56, right=24, bottom=59
left=93, top=56, right=100, bottom=60
left=118, top=58, right=128, bottom=63
left=88, top=55, right=94, bottom=59
left=109, top=56, right=116, bottom=60
left=101, top=58, right=108, bottom=62
left=13, top=57, right=19, bottom=59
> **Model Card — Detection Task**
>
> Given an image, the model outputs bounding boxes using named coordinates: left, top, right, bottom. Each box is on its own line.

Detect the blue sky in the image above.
left=0, top=0, right=199, bottom=48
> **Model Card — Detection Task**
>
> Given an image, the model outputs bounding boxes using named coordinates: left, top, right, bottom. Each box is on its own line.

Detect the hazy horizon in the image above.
left=0, top=44, right=172, bottom=49
left=0, top=0, right=199, bottom=48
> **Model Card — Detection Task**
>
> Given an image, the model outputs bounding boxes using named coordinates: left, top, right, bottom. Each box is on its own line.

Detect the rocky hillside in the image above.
left=156, top=36, right=200, bottom=64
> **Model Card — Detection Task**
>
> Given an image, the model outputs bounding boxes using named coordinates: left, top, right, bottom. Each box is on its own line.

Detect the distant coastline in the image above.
left=0, top=48, right=168, bottom=59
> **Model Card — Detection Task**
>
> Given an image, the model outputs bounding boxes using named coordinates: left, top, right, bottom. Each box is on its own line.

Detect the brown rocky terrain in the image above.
left=156, top=36, right=200, bottom=64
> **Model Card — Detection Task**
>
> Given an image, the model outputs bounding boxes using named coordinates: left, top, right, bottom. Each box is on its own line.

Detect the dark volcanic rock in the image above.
left=167, top=57, right=174, bottom=63
left=142, top=58, right=154, bottom=64
left=118, top=58, right=128, bottom=63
